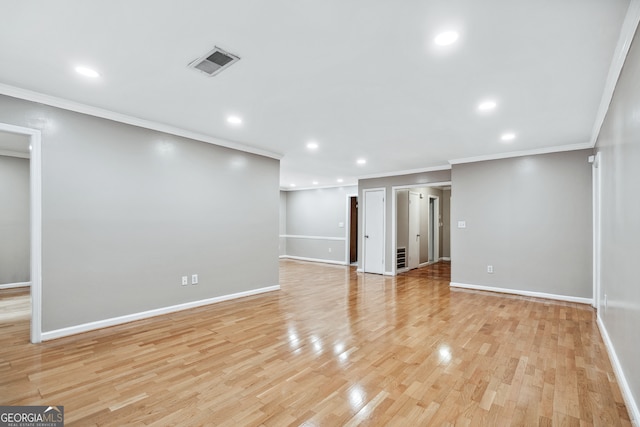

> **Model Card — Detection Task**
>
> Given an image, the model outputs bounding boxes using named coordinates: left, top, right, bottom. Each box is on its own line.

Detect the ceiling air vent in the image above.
left=188, top=46, right=240, bottom=77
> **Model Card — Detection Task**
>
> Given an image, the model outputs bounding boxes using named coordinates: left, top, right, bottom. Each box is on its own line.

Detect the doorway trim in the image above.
left=0, top=122, right=42, bottom=343
left=391, top=182, right=450, bottom=276
left=592, top=152, right=601, bottom=310
left=345, top=192, right=358, bottom=265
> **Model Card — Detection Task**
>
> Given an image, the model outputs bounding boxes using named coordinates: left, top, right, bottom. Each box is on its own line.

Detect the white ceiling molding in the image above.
left=357, top=164, right=452, bottom=180
left=449, top=142, right=593, bottom=165
left=280, top=183, right=358, bottom=192
left=590, top=0, right=640, bottom=147
left=0, top=83, right=283, bottom=160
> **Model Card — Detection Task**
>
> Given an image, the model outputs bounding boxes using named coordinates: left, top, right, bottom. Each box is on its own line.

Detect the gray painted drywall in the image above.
left=279, top=191, right=287, bottom=256
left=0, top=155, right=30, bottom=284
left=594, top=27, right=640, bottom=415
left=442, top=189, right=451, bottom=258
left=283, top=185, right=357, bottom=263
left=359, top=169, right=452, bottom=272
left=0, top=94, right=279, bottom=332
left=451, top=150, right=592, bottom=298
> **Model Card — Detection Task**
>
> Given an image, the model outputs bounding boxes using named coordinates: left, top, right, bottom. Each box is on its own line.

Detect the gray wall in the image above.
left=0, top=155, right=30, bottom=284
left=442, top=188, right=451, bottom=258
left=282, top=185, right=357, bottom=263
left=0, top=94, right=279, bottom=332
left=451, top=150, right=592, bottom=298
left=595, top=26, right=640, bottom=414
left=279, top=191, right=287, bottom=256
left=359, top=169, right=452, bottom=272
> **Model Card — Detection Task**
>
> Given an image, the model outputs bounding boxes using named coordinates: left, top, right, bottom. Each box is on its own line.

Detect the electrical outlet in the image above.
left=181, top=276, right=188, bottom=286
left=487, top=265, right=494, bottom=274
left=191, top=274, right=198, bottom=285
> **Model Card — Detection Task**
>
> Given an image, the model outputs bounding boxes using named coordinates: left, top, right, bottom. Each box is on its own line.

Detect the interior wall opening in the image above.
left=392, top=183, right=451, bottom=275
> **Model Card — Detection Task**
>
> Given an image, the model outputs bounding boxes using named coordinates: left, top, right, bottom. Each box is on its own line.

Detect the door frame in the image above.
left=592, top=152, right=602, bottom=310
left=391, top=182, right=450, bottom=276
left=344, top=192, right=358, bottom=265
left=362, top=188, right=386, bottom=274
left=0, top=122, right=42, bottom=343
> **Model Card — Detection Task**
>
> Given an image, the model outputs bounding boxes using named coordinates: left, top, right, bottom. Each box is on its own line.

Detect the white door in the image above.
left=408, top=192, right=420, bottom=270
left=363, top=189, right=385, bottom=274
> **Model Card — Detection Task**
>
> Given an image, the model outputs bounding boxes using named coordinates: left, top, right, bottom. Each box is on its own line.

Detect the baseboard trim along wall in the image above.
left=41, top=285, right=280, bottom=341
left=449, top=282, right=593, bottom=305
left=440, top=257, right=451, bottom=261
left=279, top=255, right=347, bottom=266
left=597, top=316, right=639, bottom=425
left=0, top=282, right=31, bottom=290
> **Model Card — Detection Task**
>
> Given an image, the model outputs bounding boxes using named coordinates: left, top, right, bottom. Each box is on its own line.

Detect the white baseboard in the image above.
left=449, top=282, right=593, bottom=305
left=597, top=315, right=639, bottom=426
left=356, top=268, right=363, bottom=273
left=439, top=257, right=451, bottom=261
left=0, top=281, right=31, bottom=289
left=41, top=285, right=280, bottom=341
left=279, top=255, right=347, bottom=266
left=384, top=271, right=394, bottom=276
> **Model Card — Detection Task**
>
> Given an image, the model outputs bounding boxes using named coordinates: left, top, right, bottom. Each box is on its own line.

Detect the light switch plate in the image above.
left=458, top=220, right=466, bottom=228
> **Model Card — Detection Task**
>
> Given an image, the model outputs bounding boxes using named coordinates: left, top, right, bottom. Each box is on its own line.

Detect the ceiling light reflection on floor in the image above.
left=438, top=344, right=452, bottom=364
left=349, top=386, right=366, bottom=410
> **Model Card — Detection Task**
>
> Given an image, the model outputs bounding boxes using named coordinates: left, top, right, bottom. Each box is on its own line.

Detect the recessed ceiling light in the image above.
left=434, top=31, right=459, bottom=46
left=74, top=66, right=100, bottom=78
left=290, top=183, right=296, bottom=188
left=356, top=158, right=366, bottom=165
left=227, top=115, right=243, bottom=125
left=478, top=100, right=497, bottom=112
left=337, top=178, right=344, bottom=183
left=312, top=181, right=319, bottom=185
left=307, top=141, right=319, bottom=150
left=501, top=132, right=516, bottom=142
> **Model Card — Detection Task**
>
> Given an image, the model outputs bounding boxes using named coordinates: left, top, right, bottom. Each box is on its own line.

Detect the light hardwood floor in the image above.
left=0, top=261, right=630, bottom=426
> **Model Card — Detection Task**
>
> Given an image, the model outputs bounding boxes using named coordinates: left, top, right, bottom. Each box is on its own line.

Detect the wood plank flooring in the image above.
left=0, top=261, right=630, bottom=426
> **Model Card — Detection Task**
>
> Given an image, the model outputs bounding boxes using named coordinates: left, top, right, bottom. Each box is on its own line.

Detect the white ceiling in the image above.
left=0, top=1, right=632, bottom=188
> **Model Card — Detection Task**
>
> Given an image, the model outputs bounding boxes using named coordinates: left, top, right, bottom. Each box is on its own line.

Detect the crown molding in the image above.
left=449, top=142, right=593, bottom=165
left=0, top=84, right=283, bottom=160
left=280, top=183, right=358, bottom=192
left=357, top=164, right=451, bottom=180
left=590, top=0, right=640, bottom=147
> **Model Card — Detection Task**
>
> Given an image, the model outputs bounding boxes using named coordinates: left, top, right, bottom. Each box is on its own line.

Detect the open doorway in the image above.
left=346, top=195, right=358, bottom=265
left=392, top=183, right=451, bottom=275
left=0, top=123, right=42, bottom=343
